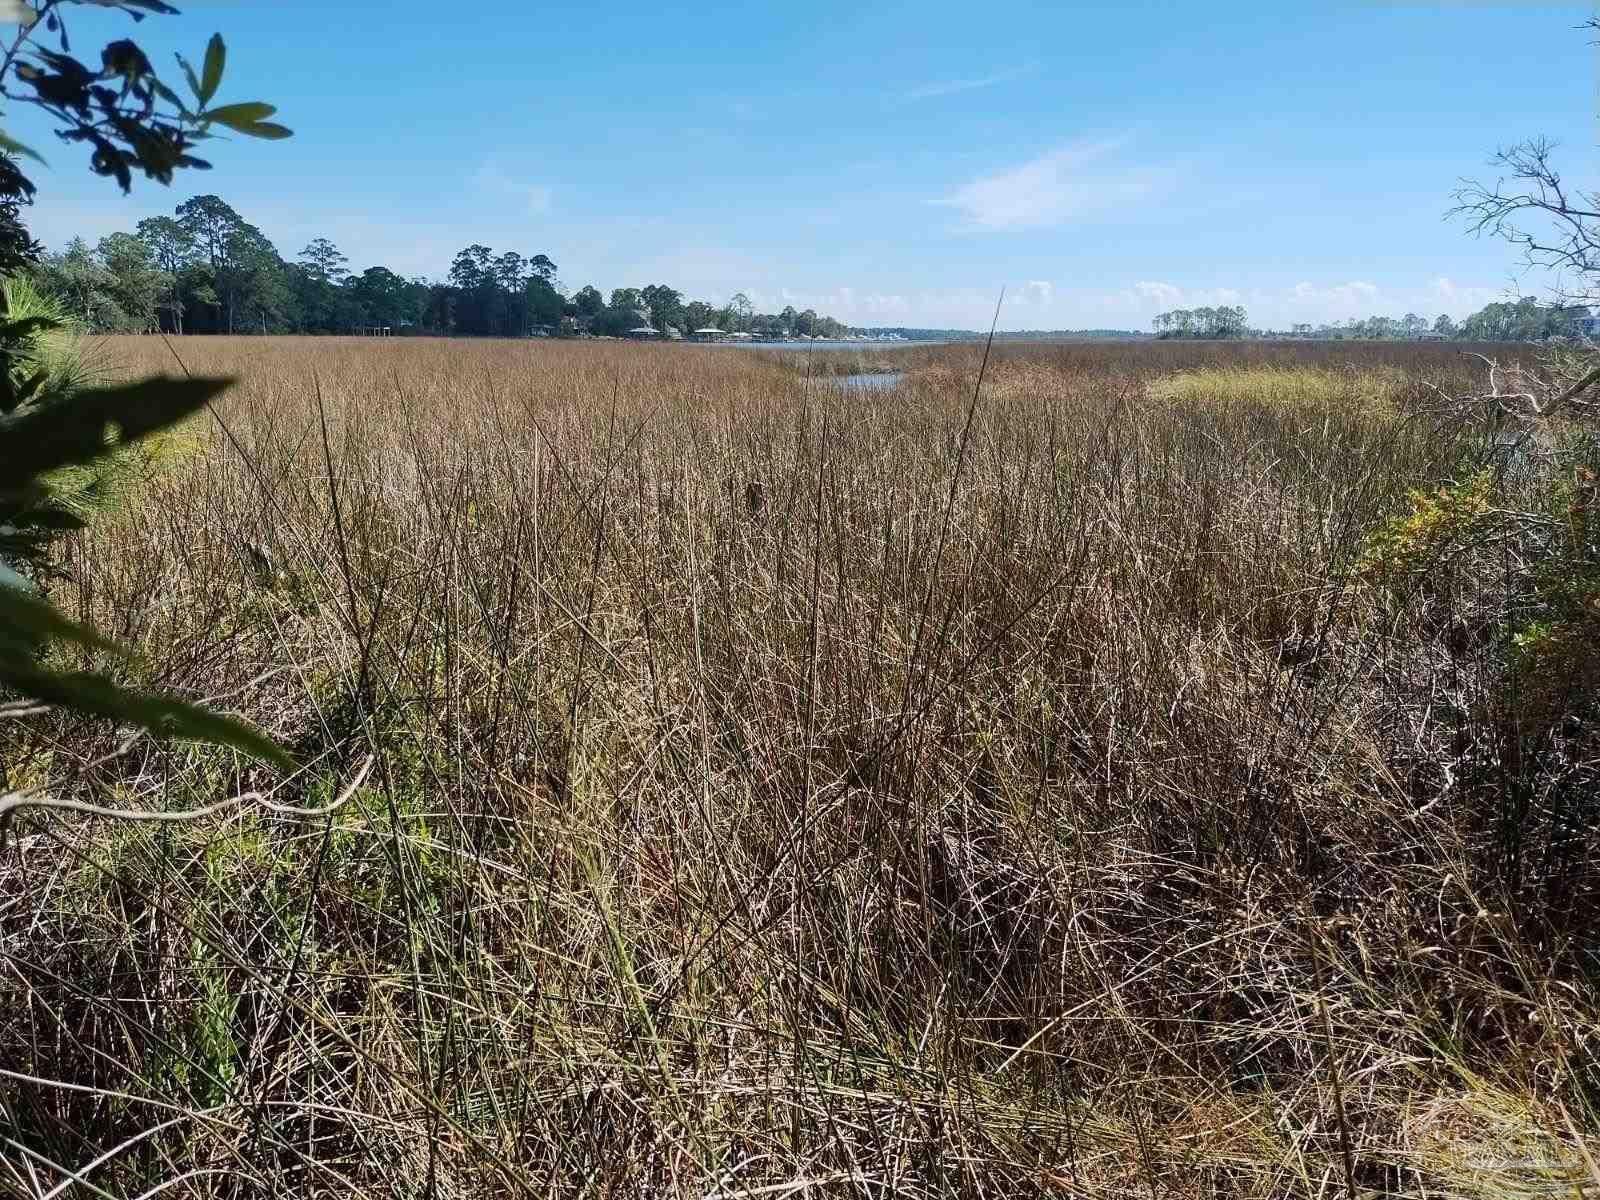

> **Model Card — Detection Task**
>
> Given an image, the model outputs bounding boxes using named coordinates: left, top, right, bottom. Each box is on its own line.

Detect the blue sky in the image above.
left=10, top=1, right=1598, bottom=329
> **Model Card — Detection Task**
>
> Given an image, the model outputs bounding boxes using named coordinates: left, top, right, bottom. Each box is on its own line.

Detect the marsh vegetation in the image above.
left=3, top=334, right=1599, bottom=1197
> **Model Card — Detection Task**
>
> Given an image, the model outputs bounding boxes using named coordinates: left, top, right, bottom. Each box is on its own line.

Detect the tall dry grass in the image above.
left=1, top=335, right=1596, bottom=1198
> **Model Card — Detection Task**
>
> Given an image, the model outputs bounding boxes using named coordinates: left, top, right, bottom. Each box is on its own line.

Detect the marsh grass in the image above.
left=1, top=335, right=1596, bottom=1198
left=1145, top=363, right=1410, bottom=414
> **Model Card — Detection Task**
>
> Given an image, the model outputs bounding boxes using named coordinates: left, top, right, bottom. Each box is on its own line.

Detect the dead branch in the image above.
left=0, top=753, right=375, bottom=853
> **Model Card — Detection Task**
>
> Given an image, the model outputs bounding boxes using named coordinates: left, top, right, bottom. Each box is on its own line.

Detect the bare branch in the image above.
left=0, top=753, right=375, bottom=853
left=1451, top=137, right=1600, bottom=305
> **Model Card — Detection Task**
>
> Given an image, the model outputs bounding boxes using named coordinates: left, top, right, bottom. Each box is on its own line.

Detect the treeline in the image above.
left=1154, top=299, right=1596, bottom=341
left=1152, top=306, right=1251, bottom=339
left=991, top=329, right=1146, bottom=341
left=28, top=194, right=852, bottom=339
left=1280, top=299, right=1594, bottom=341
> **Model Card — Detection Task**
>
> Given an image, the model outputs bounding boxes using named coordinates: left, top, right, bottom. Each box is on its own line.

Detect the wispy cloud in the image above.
left=1291, top=279, right=1379, bottom=308
left=942, top=138, right=1174, bottom=232
left=1126, top=280, right=1183, bottom=309
left=1104, top=277, right=1508, bottom=328
left=1429, top=276, right=1503, bottom=312
left=901, top=63, right=1035, bottom=103
left=1115, top=280, right=1241, bottom=312
left=677, top=274, right=1511, bottom=333
left=471, top=162, right=553, bottom=216
left=1015, top=280, right=1054, bottom=306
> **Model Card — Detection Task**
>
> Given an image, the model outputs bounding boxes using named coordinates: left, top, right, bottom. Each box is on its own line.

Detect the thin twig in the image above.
left=0, top=754, right=375, bottom=852
left=1307, top=914, right=1360, bottom=1200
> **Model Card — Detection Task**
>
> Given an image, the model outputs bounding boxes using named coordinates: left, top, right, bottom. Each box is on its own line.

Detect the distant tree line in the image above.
left=568, top=284, right=849, bottom=340
left=1151, top=306, right=1250, bottom=339
left=28, top=194, right=852, bottom=338
left=1153, top=298, right=1595, bottom=342
left=1279, top=299, right=1593, bottom=341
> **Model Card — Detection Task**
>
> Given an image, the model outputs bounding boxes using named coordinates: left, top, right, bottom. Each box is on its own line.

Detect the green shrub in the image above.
left=1358, top=470, right=1497, bottom=583
left=1362, top=443, right=1600, bottom=736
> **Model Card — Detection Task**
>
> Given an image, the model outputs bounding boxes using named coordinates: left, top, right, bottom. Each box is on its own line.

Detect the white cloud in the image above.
left=1290, top=280, right=1379, bottom=307
left=1278, top=279, right=1500, bottom=324
left=1116, top=280, right=1241, bottom=312
left=471, top=162, right=553, bottom=216
left=749, top=274, right=1517, bottom=331
left=942, top=138, right=1174, bottom=233
left=748, top=287, right=916, bottom=318
left=901, top=63, right=1035, bottom=103
left=1086, top=276, right=1512, bottom=331
left=1429, top=276, right=1503, bottom=312
left=1128, top=280, right=1182, bottom=308
left=759, top=282, right=1077, bottom=326
left=1015, top=280, right=1054, bottom=306
left=544, top=271, right=1516, bottom=332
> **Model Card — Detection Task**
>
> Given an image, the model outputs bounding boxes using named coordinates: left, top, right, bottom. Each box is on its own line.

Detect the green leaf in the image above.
left=0, top=581, right=122, bottom=657
left=12, top=369, right=48, bottom=409
left=9, top=507, right=86, bottom=532
left=176, top=50, right=203, bottom=102
left=150, top=78, right=191, bottom=116
left=201, top=102, right=276, bottom=133
left=0, top=662, right=293, bottom=771
left=0, top=315, right=61, bottom=341
left=199, top=33, right=225, bottom=106
left=0, top=375, right=233, bottom=482
left=238, top=121, right=292, bottom=141
left=0, top=127, right=45, bottom=166
left=0, top=481, right=48, bottom=512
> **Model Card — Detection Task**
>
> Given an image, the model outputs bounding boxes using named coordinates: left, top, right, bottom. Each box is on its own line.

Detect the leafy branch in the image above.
left=0, top=0, right=295, bottom=790
left=0, top=369, right=292, bottom=771
left=0, top=0, right=290, bottom=191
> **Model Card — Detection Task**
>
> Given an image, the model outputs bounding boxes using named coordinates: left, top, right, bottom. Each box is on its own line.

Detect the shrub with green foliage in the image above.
left=0, top=273, right=100, bottom=578
left=0, top=0, right=293, bottom=794
left=1361, top=390, right=1600, bottom=744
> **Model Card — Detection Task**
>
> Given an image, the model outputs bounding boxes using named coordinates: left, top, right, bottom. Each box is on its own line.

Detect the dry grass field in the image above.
left=3, top=334, right=1599, bottom=1198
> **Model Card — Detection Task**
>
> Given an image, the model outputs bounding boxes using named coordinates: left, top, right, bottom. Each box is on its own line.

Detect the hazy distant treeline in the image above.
left=26, top=194, right=852, bottom=339
left=1155, top=299, right=1594, bottom=341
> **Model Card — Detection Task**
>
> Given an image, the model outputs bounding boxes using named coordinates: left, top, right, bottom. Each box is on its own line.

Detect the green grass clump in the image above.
left=1147, top=363, right=1408, bottom=416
